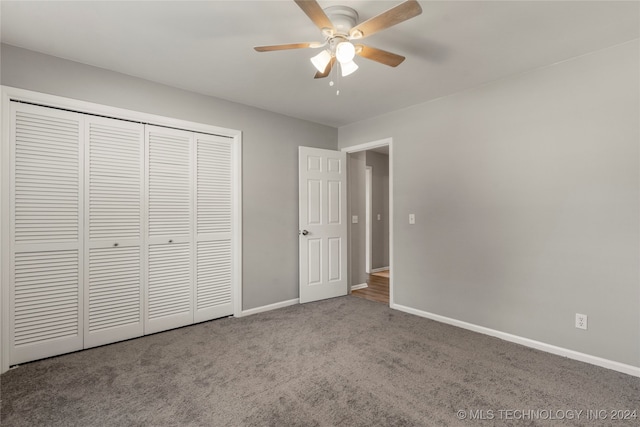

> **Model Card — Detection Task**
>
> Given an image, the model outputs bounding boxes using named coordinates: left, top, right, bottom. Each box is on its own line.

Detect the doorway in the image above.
left=343, top=139, right=393, bottom=306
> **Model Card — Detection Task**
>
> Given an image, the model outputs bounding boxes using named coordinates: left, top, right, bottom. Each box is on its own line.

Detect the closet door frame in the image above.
left=1, top=86, right=243, bottom=374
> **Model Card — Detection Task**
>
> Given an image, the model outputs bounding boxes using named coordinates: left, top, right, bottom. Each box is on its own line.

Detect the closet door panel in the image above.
left=195, top=134, right=233, bottom=322
left=12, top=249, right=81, bottom=364
left=195, top=239, right=231, bottom=321
left=14, top=107, right=81, bottom=243
left=84, top=117, right=144, bottom=348
left=10, top=103, right=83, bottom=365
left=87, top=119, right=144, bottom=240
left=86, top=245, right=142, bottom=346
left=147, top=127, right=192, bottom=239
left=145, top=125, right=194, bottom=333
left=146, top=241, right=192, bottom=333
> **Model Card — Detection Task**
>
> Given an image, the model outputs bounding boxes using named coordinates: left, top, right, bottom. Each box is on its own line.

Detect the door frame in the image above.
left=365, top=166, right=372, bottom=274
left=342, top=138, right=393, bottom=306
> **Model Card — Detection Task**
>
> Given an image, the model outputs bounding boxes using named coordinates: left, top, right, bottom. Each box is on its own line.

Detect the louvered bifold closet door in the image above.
left=145, top=125, right=194, bottom=334
left=84, top=117, right=144, bottom=348
left=9, top=102, right=84, bottom=365
left=194, top=134, right=234, bottom=322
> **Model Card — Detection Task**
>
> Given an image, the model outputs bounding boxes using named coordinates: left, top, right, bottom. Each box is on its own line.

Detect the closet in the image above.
left=5, top=99, right=238, bottom=367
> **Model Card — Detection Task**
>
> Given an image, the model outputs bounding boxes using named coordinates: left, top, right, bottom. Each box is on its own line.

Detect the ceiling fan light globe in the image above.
left=310, top=49, right=332, bottom=73
left=335, top=41, right=356, bottom=63
left=340, top=60, right=358, bottom=77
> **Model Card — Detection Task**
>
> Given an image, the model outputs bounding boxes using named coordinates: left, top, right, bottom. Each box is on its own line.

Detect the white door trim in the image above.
left=365, top=166, right=372, bottom=274
left=1, top=86, right=243, bottom=373
left=341, top=138, right=393, bottom=306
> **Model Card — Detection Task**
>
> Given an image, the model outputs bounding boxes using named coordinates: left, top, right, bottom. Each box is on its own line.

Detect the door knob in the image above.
left=300, top=230, right=309, bottom=236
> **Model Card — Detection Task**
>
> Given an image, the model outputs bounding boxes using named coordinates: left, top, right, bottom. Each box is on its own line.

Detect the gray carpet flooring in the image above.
left=1, top=296, right=639, bottom=426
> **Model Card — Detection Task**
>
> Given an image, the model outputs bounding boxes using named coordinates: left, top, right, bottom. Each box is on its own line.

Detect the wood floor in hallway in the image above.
left=351, top=270, right=389, bottom=304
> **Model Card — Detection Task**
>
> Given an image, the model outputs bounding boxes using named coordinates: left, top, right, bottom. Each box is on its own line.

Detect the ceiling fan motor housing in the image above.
left=324, top=6, right=358, bottom=36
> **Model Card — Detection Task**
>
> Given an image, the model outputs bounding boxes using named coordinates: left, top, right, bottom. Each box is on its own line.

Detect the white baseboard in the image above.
left=239, top=298, right=299, bottom=317
left=351, top=283, right=368, bottom=291
left=371, top=267, right=389, bottom=273
left=391, top=303, right=640, bottom=378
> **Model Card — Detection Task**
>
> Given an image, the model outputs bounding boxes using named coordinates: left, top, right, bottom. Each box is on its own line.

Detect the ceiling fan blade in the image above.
left=294, top=0, right=335, bottom=33
left=254, top=42, right=314, bottom=52
left=314, top=57, right=336, bottom=79
left=349, top=0, right=422, bottom=39
left=355, top=45, right=405, bottom=67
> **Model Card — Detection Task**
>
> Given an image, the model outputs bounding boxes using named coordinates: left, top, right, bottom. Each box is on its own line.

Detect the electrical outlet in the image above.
left=575, top=313, right=588, bottom=330
left=409, top=214, right=415, bottom=224
left=352, top=215, right=358, bottom=224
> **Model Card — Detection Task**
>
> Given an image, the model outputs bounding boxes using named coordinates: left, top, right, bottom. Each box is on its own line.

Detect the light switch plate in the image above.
left=352, top=215, right=358, bottom=224
left=409, top=214, right=415, bottom=224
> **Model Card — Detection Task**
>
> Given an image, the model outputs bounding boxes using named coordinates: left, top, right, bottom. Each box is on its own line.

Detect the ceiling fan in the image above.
left=254, top=0, right=422, bottom=79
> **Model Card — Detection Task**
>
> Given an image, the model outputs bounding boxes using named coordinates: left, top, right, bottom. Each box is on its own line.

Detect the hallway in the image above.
left=351, top=270, right=389, bottom=304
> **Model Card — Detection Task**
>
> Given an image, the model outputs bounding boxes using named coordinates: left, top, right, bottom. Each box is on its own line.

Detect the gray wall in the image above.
left=339, top=41, right=640, bottom=367
left=366, top=151, right=389, bottom=269
left=1, top=44, right=338, bottom=311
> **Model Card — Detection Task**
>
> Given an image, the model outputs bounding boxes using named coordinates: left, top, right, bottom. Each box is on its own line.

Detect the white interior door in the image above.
left=298, top=147, right=347, bottom=303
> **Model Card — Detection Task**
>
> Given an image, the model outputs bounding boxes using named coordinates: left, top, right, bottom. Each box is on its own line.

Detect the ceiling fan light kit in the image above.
left=335, top=41, right=355, bottom=63
left=339, top=59, right=358, bottom=77
left=311, top=49, right=332, bottom=72
left=255, top=0, right=422, bottom=84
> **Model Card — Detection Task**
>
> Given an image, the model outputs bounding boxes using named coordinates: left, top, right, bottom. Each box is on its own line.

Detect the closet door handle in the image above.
left=114, top=243, right=119, bottom=247
left=168, top=239, right=173, bottom=243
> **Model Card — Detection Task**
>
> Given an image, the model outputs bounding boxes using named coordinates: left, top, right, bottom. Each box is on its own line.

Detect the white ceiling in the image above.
left=1, top=1, right=638, bottom=128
